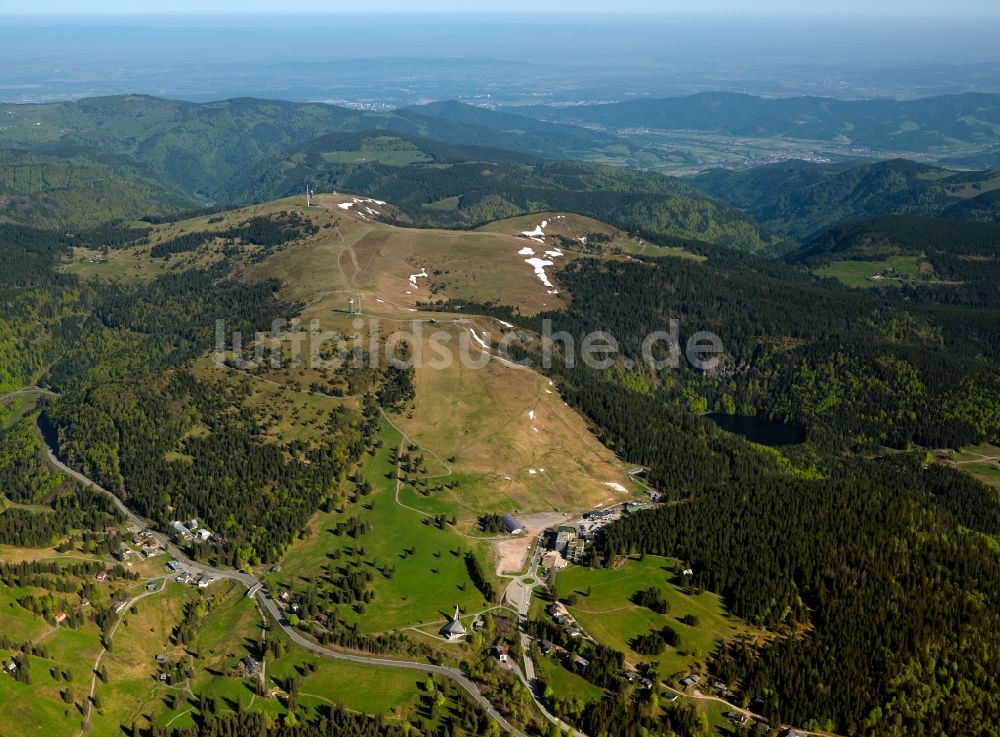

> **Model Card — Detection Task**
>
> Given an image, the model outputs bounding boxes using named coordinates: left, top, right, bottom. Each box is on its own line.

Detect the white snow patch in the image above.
left=518, top=246, right=536, bottom=256
left=338, top=197, right=386, bottom=214
left=528, top=410, right=535, bottom=421
left=468, top=329, right=523, bottom=369
left=521, top=220, right=548, bottom=239
left=544, top=389, right=552, bottom=394
left=408, top=267, right=429, bottom=288
left=469, top=329, right=490, bottom=351
left=376, top=298, right=385, bottom=303
left=605, top=482, right=628, bottom=493
left=544, top=249, right=564, bottom=258
left=498, top=319, right=515, bottom=329
left=528, top=469, right=537, bottom=475
left=525, top=257, right=557, bottom=290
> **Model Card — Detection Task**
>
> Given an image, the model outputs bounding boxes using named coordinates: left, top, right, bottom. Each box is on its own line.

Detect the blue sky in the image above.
left=4, top=0, right=999, bottom=16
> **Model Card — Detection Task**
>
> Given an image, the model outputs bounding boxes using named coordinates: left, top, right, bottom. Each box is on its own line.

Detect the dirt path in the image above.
left=78, top=577, right=168, bottom=736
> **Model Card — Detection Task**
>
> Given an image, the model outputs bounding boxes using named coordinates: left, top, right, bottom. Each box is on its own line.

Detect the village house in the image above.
left=680, top=674, right=701, bottom=690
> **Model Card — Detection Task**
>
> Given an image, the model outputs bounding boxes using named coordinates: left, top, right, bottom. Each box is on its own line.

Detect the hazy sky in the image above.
left=3, top=0, right=999, bottom=16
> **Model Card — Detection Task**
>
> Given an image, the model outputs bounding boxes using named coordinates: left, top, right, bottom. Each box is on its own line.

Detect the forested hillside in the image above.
left=690, top=158, right=994, bottom=239
left=793, top=214, right=1000, bottom=265
left=0, top=149, right=191, bottom=228
left=447, top=237, right=1000, bottom=734
left=0, top=224, right=91, bottom=392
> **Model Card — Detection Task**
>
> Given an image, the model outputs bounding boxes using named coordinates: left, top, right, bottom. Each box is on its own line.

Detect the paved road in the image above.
left=257, top=595, right=527, bottom=737
left=38, top=430, right=256, bottom=586
left=34, top=412, right=526, bottom=736
left=505, top=539, right=590, bottom=737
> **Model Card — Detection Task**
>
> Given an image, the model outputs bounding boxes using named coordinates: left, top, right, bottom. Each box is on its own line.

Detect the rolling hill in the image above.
left=0, top=95, right=629, bottom=201
left=237, top=130, right=789, bottom=255
left=0, top=148, right=192, bottom=229
left=791, top=213, right=1000, bottom=265
left=690, top=158, right=1000, bottom=240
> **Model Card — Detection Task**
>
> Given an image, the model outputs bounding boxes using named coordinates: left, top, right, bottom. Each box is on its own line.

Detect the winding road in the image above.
left=15, top=387, right=527, bottom=737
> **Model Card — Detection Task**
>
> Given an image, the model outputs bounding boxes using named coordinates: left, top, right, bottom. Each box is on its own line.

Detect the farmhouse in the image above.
left=114, top=600, right=129, bottom=615
left=240, top=657, right=260, bottom=678
left=680, top=674, right=701, bottom=690
left=727, top=712, right=750, bottom=727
